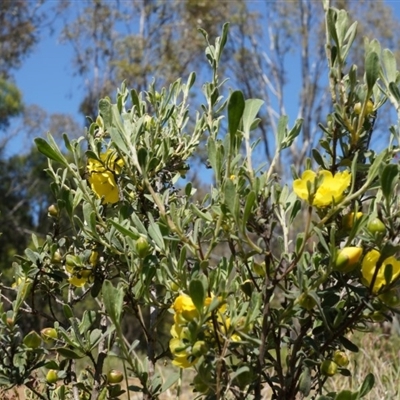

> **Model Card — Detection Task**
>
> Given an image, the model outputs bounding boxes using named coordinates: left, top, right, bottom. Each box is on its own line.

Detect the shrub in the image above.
left=2, top=4, right=400, bottom=400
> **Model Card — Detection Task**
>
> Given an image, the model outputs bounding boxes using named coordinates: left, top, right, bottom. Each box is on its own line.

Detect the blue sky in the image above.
left=5, top=1, right=400, bottom=157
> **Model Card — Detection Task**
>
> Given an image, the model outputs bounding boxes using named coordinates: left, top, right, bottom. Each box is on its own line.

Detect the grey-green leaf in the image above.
left=365, top=51, right=380, bottom=91
left=189, top=279, right=206, bottom=312
left=381, top=164, right=398, bottom=199
left=228, top=91, right=245, bottom=138
left=358, top=373, right=375, bottom=397
left=35, top=137, right=67, bottom=166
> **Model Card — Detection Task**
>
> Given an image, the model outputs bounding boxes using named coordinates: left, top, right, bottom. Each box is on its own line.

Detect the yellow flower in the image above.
left=172, top=294, right=198, bottom=321
left=65, top=264, right=93, bottom=288
left=293, top=170, right=351, bottom=207
left=169, top=322, right=198, bottom=368
left=88, top=170, right=119, bottom=204
left=87, top=150, right=124, bottom=174
left=87, top=150, right=123, bottom=204
left=217, top=316, right=241, bottom=342
left=169, top=338, right=197, bottom=368
left=361, top=249, right=400, bottom=293
left=68, top=275, right=88, bottom=288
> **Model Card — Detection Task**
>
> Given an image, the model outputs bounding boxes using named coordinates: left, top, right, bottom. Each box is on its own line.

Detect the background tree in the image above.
left=0, top=0, right=49, bottom=128
left=60, top=0, right=400, bottom=174
left=0, top=1, right=80, bottom=274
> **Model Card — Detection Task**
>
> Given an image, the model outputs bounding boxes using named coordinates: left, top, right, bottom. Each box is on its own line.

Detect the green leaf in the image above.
left=217, top=22, right=230, bottom=62
left=189, top=278, right=206, bottom=312
left=298, top=367, right=311, bottom=396
left=147, top=220, right=165, bottom=251
left=228, top=91, right=245, bottom=138
left=367, top=150, right=387, bottom=183
left=384, top=263, right=393, bottom=286
left=109, top=127, right=129, bottom=155
left=63, top=305, right=73, bottom=320
left=34, top=137, right=68, bottom=166
left=289, top=199, right=302, bottom=224
left=191, top=204, right=213, bottom=222
left=339, top=336, right=359, bottom=353
left=187, top=72, right=196, bottom=89
left=365, top=51, right=380, bottom=91
left=110, top=220, right=140, bottom=240
left=243, top=190, right=256, bottom=229
left=382, top=48, right=397, bottom=83
left=102, top=280, right=124, bottom=329
left=62, top=133, right=72, bottom=153
left=336, top=9, right=348, bottom=46
left=230, top=366, right=250, bottom=381
left=55, top=347, right=84, bottom=359
left=358, top=373, right=375, bottom=397
left=281, top=118, right=303, bottom=149
left=224, top=178, right=237, bottom=217
left=130, top=89, right=141, bottom=113
left=24, top=248, right=38, bottom=263
left=327, top=8, right=339, bottom=47
left=312, top=148, right=327, bottom=168
left=161, top=372, right=179, bottom=393
left=342, top=21, right=358, bottom=60
left=335, top=390, right=354, bottom=400
left=207, top=137, right=217, bottom=172
left=277, top=115, right=289, bottom=149
left=99, top=98, right=112, bottom=126
left=389, top=82, right=400, bottom=102
left=381, top=164, right=398, bottom=199
left=242, top=99, right=264, bottom=137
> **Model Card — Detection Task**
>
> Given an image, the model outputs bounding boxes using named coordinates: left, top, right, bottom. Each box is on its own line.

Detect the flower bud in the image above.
left=46, top=369, right=59, bottom=384
left=136, top=237, right=150, bottom=258
left=333, top=350, right=349, bottom=367
left=354, top=100, right=374, bottom=115
left=48, top=204, right=59, bottom=218
left=41, top=327, right=58, bottom=343
left=354, top=102, right=362, bottom=114
left=367, top=218, right=386, bottom=235
left=342, top=211, right=363, bottom=230
left=365, top=100, right=374, bottom=115
left=298, top=293, right=317, bottom=310
left=334, top=247, right=362, bottom=273
left=107, top=369, right=123, bottom=384
left=320, top=360, right=338, bottom=376
left=51, top=250, right=62, bottom=264
left=379, top=290, right=400, bottom=307
left=370, top=311, right=386, bottom=322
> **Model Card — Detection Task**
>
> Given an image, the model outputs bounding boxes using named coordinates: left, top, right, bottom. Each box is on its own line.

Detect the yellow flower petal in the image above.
left=293, top=169, right=351, bottom=207
left=293, top=170, right=317, bottom=200
left=169, top=338, right=197, bottom=369
left=172, top=294, right=198, bottom=321
left=88, top=171, right=119, bottom=204
left=361, top=250, right=400, bottom=293
left=68, top=276, right=88, bottom=288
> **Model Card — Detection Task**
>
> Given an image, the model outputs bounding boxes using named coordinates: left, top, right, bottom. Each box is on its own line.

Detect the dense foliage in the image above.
left=2, top=2, right=400, bottom=400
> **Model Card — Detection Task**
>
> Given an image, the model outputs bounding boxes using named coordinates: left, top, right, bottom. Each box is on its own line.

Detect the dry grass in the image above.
left=2, top=328, right=400, bottom=399
left=326, top=330, right=400, bottom=400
